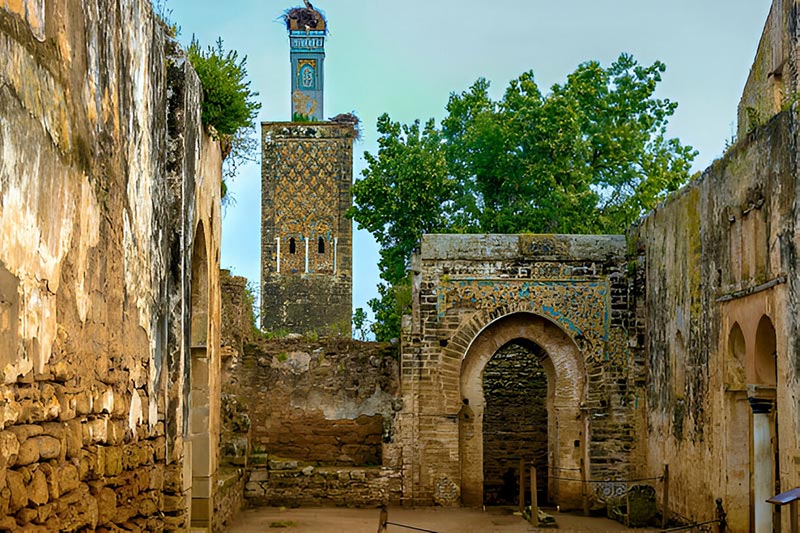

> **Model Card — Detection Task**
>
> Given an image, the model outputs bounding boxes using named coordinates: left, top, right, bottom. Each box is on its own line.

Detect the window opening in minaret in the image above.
left=318, top=237, right=325, bottom=253
left=289, top=237, right=296, bottom=254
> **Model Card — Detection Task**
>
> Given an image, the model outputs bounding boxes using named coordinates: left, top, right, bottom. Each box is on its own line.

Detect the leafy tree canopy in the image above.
left=349, top=54, right=697, bottom=341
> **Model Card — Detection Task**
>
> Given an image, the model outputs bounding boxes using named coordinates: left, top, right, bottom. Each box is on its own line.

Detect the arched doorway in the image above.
left=482, top=339, right=548, bottom=506
left=750, top=314, right=778, bottom=533
left=189, top=222, right=212, bottom=529
left=460, top=312, right=586, bottom=509
left=724, top=322, right=749, bottom=530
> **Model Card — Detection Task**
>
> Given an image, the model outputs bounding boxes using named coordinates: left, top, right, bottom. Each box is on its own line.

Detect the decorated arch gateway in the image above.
left=398, top=234, right=643, bottom=508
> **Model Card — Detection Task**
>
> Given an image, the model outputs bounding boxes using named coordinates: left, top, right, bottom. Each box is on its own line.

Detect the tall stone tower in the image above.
left=260, top=2, right=355, bottom=335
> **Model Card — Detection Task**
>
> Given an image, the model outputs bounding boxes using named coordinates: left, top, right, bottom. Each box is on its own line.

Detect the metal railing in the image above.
left=767, top=487, right=800, bottom=533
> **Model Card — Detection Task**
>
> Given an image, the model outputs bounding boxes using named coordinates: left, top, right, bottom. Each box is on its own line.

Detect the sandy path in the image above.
left=227, top=506, right=660, bottom=532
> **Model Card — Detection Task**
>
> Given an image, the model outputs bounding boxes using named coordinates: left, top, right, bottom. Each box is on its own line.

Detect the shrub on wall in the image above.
left=187, top=37, right=262, bottom=199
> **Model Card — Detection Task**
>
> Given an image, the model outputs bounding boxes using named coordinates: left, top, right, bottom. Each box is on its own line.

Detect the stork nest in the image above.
left=283, top=3, right=326, bottom=32
left=329, top=113, right=361, bottom=139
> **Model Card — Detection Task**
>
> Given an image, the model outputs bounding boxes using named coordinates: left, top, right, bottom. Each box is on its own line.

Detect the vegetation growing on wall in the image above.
left=187, top=37, right=262, bottom=200
left=350, top=54, right=697, bottom=340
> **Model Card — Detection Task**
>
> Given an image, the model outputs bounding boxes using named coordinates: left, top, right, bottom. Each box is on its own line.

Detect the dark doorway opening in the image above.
left=482, top=339, right=548, bottom=506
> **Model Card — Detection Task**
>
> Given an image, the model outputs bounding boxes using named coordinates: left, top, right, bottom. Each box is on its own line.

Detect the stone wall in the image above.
left=632, top=1, right=800, bottom=528
left=399, top=234, right=642, bottom=508
left=633, top=108, right=800, bottom=529
left=220, top=270, right=252, bottom=362
left=212, top=467, right=247, bottom=532
left=245, top=464, right=402, bottom=507
left=232, top=336, right=400, bottom=467
left=221, top=262, right=405, bottom=507
left=260, top=122, right=354, bottom=335
left=0, top=1, right=221, bottom=530
left=737, top=0, right=799, bottom=137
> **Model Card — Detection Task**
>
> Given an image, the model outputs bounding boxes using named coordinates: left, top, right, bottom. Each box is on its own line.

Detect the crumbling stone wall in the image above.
left=245, top=465, right=402, bottom=507
left=235, top=336, right=399, bottom=466
left=633, top=109, right=800, bottom=529
left=632, top=2, right=800, bottom=528
left=219, top=270, right=252, bottom=464
left=400, top=234, right=642, bottom=508
left=221, top=270, right=403, bottom=507
left=737, top=0, right=799, bottom=137
left=0, top=1, right=221, bottom=530
left=220, top=270, right=252, bottom=363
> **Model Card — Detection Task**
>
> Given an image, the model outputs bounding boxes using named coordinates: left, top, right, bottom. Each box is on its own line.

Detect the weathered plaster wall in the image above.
left=400, top=234, right=643, bottom=508
left=634, top=109, right=799, bottom=528
left=0, top=1, right=221, bottom=530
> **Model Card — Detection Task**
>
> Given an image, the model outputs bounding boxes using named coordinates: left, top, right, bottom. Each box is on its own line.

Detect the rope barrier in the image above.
left=377, top=506, right=439, bottom=533
left=385, top=523, right=439, bottom=533
left=659, top=518, right=721, bottom=532
left=548, top=476, right=664, bottom=483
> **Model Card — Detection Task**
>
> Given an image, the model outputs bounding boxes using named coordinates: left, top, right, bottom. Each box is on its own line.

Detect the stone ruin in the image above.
left=2, top=0, right=800, bottom=532
left=0, top=1, right=226, bottom=530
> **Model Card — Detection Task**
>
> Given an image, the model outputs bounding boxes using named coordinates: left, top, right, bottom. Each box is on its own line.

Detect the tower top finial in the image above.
left=284, top=3, right=326, bottom=33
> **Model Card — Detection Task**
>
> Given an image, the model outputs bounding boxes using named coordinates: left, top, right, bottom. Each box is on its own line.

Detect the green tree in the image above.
left=443, top=54, right=696, bottom=234
left=348, top=115, right=454, bottom=340
left=187, top=37, right=262, bottom=202
left=352, top=308, right=370, bottom=341
left=351, top=54, right=697, bottom=341
left=351, top=115, right=454, bottom=285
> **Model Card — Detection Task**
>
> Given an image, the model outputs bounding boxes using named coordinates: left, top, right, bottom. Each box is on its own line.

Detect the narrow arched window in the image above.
left=289, top=237, right=296, bottom=254
left=318, top=237, right=325, bottom=254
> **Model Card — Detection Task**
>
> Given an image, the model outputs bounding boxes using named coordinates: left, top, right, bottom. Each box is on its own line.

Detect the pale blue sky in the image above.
left=168, top=0, right=772, bottom=325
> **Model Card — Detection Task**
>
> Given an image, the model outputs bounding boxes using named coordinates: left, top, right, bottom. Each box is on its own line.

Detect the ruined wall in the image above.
left=737, top=0, right=799, bottom=137
left=0, top=1, right=221, bottom=530
left=245, top=464, right=402, bottom=507
left=233, top=336, right=399, bottom=466
left=399, top=234, right=643, bottom=508
left=221, top=267, right=403, bottom=507
left=212, top=469, right=247, bottom=532
left=218, top=270, right=252, bottom=466
left=220, top=270, right=251, bottom=362
left=260, top=122, right=354, bottom=335
left=633, top=109, right=800, bottom=528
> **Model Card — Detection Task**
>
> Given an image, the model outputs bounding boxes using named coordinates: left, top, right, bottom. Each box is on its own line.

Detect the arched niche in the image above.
left=729, top=322, right=746, bottom=366
left=189, top=222, right=212, bottom=528
left=726, top=322, right=746, bottom=389
left=191, top=223, right=209, bottom=348
left=459, top=312, right=586, bottom=509
left=723, top=321, right=750, bottom=531
left=753, top=315, right=777, bottom=386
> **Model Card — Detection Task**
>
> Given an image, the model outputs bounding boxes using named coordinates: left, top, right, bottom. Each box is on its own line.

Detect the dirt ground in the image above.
left=227, top=506, right=660, bottom=532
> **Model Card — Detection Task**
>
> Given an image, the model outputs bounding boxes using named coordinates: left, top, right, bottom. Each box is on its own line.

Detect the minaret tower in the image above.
left=287, top=1, right=325, bottom=121
left=260, top=2, right=355, bottom=335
